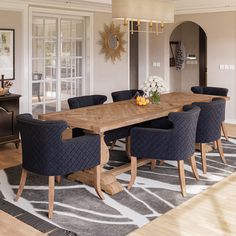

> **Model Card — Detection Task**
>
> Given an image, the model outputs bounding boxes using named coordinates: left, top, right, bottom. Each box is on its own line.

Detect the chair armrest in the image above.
left=61, top=134, right=101, bottom=172
left=131, top=127, right=172, bottom=159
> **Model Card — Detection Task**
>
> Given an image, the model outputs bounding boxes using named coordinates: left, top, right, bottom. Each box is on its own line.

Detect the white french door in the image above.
left=31, top=14, right=86, bottom=117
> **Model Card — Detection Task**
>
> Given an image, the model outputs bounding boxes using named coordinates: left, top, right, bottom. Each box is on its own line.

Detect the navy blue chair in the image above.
left=67, top=94, right=131, bottom=150
left=68, top=95, right=107, bottom=137
left=191, top=86, right=229, bottom=140
left=128, top=106, right=200, bottom=196
left=109, top=89, right=144, bottom=152
left=111, top=89, right=144, bottom=102
left=15, top=114, right=103, bottom=219
left=68, top=95, right=107, bottom=109
left=191, top=86, right=228, bottom=96
left=192, top=99, right=226, bottom=174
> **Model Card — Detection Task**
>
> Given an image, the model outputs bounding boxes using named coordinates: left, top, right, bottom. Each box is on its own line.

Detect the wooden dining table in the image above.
left=39, top=92, right=229, bottom=196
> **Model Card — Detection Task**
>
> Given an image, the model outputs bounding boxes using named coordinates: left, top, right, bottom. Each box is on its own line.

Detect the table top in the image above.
left=39, top=92, right=229, bottom=134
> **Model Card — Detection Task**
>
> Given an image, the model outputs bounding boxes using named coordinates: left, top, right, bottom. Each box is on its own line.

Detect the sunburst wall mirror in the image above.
left=99, top=23, right=126, bottom=63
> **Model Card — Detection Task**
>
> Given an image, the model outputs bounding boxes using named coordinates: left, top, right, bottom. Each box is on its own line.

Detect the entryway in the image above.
left=169, top=21, right=207, bottom=92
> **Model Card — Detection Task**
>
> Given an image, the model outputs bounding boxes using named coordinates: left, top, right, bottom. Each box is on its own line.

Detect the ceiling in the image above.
left=25, top=0, right=236, bottom=13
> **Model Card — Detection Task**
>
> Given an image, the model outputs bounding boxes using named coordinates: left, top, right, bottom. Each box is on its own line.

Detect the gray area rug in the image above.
left=0, top=138, right=236, bottom=236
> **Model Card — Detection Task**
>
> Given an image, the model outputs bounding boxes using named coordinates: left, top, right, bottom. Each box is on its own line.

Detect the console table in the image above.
left=0, top=94, right=21, bottom=148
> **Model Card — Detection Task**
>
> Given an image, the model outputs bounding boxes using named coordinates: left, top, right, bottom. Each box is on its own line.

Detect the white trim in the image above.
left=1, top=0, right=111, bottom=13
left=0, top=2, right=29, bottom=113
left=127, top=25, right=130, bottom=90
left=145, top=24, right=149, bottom=79
left=225, top=119, right=236, bottom=125
left=89, top=14, right=94, bottom=95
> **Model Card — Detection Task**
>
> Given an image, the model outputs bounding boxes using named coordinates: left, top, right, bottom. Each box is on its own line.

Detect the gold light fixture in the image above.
left=112, top=0, right=174, bottom=35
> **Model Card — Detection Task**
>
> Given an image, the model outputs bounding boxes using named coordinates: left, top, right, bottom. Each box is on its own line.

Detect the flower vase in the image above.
left=150, top=91, right=160, bottom=104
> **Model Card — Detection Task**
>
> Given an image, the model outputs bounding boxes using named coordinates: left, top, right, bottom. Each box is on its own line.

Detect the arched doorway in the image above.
left=169, top=21, right=207, bottom=92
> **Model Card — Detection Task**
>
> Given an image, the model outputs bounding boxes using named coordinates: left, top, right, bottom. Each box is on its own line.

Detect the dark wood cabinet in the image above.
left=0, top=94, right=21, bottom=148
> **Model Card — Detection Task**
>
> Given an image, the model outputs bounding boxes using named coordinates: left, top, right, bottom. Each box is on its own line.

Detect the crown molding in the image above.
left=2, top=0, right=236, bottom=15
left=2, top=0, right=111, bottom=13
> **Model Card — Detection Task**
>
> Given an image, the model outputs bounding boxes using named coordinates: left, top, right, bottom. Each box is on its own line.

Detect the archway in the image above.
left=169, top=21, right=207, bottom=92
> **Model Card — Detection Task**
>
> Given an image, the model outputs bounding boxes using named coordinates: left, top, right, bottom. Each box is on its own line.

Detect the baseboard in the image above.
left=225, top=119, right=236, bottom=125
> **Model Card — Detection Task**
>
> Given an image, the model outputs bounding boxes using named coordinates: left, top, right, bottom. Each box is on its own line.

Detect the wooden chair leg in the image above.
left=48, top=176, right=55, bottom=219
left=55, top=176, right=62, bottom=184
left=94, top=165, right=104, bottom=200
left=126, top=136, right=131, bottom=157
left=216, top=139, right=226, bottom=164
left=110, top=140, right=116, bottom=150
left=159, top=160, right=165, bottom=166
left=213, top=141, right=217, bottom=150
left=221, top=122, right=229, bottom=141
left=178, top=160, right=186, bottom=197
left=128, top=156, right=137, bottom=190
left=151, top=160, right=157, bottom=170
left=190, top=155, right=200, bottom=180
left=200, top=143, right=207, bottom=174
left=15, top=168, right=28, bottom=201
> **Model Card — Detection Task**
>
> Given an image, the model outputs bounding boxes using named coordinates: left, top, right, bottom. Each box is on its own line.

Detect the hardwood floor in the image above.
left=0, top=123, right=236, bottom=236
left=129, top=172, right=236, bottom=236
left=0, top=211, right=46, bottom=236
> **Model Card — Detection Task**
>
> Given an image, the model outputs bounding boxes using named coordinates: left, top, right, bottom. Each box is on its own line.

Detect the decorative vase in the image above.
left=150, top=91, right=160, bottom=104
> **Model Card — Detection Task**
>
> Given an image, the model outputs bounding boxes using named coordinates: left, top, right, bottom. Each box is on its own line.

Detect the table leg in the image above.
left=68, top=133, right=124, bottom=195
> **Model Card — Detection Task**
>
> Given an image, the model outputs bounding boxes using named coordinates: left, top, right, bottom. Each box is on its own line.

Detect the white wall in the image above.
left=93, top=12, right=129, bottom=102
left=0, top=10, right=23, bottom=96
left=149, top=11, right=236, bottom=122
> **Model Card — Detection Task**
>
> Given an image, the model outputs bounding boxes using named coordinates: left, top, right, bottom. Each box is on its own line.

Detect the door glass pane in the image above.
left=32, top=104, right=43, bottom=118
left=76, top=58, right=82, bottom=77
left=61, top=79, right=72, bottom=100
left=61, top=57, right=71, bottom=78
left=45, top=59, right=56, bottom=79
left=61, top=20, right=71, bottom=38
left=46, top=102, right=57, bottom=113
left=32, top=82, right=43, bottom=103
left=71, top=40, right=82, bottom=57
left=45, top=81, right=57, bottom=101
left=61, top=100, right=69, bottom=111
left=32, top=60, right=44, bottom=76
left=62, top=40, right=71, bottom=57
left=45, top=19, right=57, bottom=38
left=32, top=39, right=44, bottom=58
left=32, top=18, right=44, bottom=37
left=45, top=41, right=57, bottom=57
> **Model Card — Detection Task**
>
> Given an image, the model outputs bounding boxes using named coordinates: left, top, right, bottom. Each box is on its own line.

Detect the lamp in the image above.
left=112, top=0, right=174, bottom=34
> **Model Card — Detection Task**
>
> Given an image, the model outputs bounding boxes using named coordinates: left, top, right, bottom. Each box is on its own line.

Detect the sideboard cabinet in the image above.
left=0, top=94, right=21, bottom=148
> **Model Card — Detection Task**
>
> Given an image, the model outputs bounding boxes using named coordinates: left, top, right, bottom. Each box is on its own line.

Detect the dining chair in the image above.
left=192, top=98, right=227, bottom=174
left=15, top=113, right=103, bottom=219
left=67, top=94, right=131, bottom=151
left=191, top=86, right=229, bottom=140
left=68, top=95, right=107, bottom=137
left=110, top=89, right=144, bottom=152
left=111, top=89, right=144, bottom=102
left=128, top=106, right=201, bottom=196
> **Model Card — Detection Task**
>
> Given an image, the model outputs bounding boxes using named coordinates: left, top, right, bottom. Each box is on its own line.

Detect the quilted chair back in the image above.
left=68, top=95, right=107, bottom=109
left=167, top=106, right=200, bottom=160
left=131, top=106, right=200, bottom=161
left=191, top=86, right=228, bottom=96
left=111, top=90, right=144, bottom=102
left=16, top=114, right=67, bottom=175
left=193, top=99, right=226, bottom=143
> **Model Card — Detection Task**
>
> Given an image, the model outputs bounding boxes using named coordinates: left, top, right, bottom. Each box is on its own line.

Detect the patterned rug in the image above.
left=1, top=138, right=236, bottom=236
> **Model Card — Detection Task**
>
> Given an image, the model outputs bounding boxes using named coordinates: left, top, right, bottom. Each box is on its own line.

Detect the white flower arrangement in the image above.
left=142, top=76, right=168, bottom=97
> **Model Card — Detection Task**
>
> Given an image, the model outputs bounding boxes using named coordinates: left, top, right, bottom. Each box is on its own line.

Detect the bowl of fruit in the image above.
left=135, top=96, right=150, bottom=106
